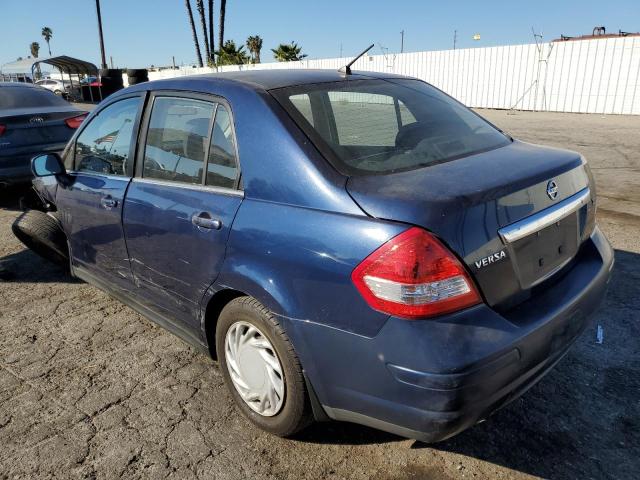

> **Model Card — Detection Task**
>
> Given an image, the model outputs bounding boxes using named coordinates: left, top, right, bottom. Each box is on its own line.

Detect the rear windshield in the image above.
left=0, top=86, right=70, bottom=109
left=272, top=79, right=510, bottom=175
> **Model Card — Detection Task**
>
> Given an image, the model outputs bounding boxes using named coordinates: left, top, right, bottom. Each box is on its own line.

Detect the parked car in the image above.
left=80, top=76, right=102, bottom=87
left=17, top=70, right=613, bottom=442
left=35, top=78, right=70, bottom=96
left=0, top=83, right=87, bottom=187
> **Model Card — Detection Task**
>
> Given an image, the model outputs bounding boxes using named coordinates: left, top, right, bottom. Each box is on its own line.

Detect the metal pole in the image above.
left=110, top=56, right=113, bottom=68
left=400, top=30, right=404, bottom=53
left=95, top=0, right=108, bottom=69
left=454, top=30, right=457, bottom=50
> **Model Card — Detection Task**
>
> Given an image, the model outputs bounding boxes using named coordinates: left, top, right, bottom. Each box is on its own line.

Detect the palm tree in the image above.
left=41, top=27, right=53, bottom=56
left=246, top=35, right=263, bottom=63
left=271, top=42, right=307, bottom=62
left=215, top=40, right=249, bottom=66
left=185, top=0, right=204, bottom=67
left=195, top=0, right=211, bottom=65
left=30, top=42, right=41, bottom=79
left=30, top=42, right=40, bottom=58
left=218, top=0, right=226, bottom=55
left=208, top=0, right=215, bottom=64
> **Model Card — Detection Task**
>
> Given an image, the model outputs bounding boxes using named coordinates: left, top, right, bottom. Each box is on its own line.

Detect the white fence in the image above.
left=145, top=36, right=640, bottom=115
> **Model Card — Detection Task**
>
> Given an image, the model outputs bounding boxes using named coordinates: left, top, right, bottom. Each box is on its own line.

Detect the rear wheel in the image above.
left=11, top=210, right=68, bottom=268
left=216, top=297, right=312, bottom=436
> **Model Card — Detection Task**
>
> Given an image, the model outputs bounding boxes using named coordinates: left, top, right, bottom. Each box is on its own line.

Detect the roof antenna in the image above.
left=339, top=43, right=375, bottom=75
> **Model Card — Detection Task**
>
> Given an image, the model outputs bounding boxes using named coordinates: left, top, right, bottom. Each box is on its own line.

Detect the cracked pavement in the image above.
left=0, top=110, right=639, bottom=479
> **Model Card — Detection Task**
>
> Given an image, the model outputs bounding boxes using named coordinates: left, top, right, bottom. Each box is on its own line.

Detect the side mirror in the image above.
left=31, top=153, right=65, bottom=177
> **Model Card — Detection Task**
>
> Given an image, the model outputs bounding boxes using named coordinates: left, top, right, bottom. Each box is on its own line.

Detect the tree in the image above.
left=30, top=42, right=41, bottom=79
left=30, top=42, right=40, bottom=58
left=208, top=0, right=215, bottom=64
left=215, top=40, right=249, bottom=66
left=41, top=27, right=53, bottom=56
left=184, top=0, right=204, bottom=67
left=246, top=35, right=263, bottom=64
left=195, top=0, right=211, bottom=66
left=218, top=0, right=226, bottom=55
left=271, top=42, right=307, bottom=62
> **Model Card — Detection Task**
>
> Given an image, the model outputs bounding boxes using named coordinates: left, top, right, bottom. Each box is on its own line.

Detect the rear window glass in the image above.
left=0, top=86, right=70, bottom=108
left=273, top=79, right=510, bottom=175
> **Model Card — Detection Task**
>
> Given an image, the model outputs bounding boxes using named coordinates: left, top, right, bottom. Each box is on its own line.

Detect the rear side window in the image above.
left=290, top=94, right=314, bottom=126
left=143, top=97, right=214, bottom=185
left=206, top=104, right=238, bottom=188
left=273, top=79, right=509, bottom=175
left=0, top=86, right=70, bottom=108
left=75, top=97, right=140, bottom=175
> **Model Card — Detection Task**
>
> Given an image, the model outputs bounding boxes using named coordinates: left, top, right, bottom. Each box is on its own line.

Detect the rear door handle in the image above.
left=100, top=195, right=118, bottom=209
left=191, top=212, right=222, bottom=230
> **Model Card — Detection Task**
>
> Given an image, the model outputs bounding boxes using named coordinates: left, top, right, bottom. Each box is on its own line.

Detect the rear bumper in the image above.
left=0, top=143, right=66, bottom=185
left=289, top=226, right=614, bottom=442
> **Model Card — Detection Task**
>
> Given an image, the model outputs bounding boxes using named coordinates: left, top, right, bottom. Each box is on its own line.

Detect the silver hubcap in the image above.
left=224, top=321, right=285, bottom=416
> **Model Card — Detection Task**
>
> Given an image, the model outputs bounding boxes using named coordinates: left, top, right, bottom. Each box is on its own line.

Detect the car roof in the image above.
left=0, top=82, right=40, bottom=89
left=153, top=69, right=412, bottom=91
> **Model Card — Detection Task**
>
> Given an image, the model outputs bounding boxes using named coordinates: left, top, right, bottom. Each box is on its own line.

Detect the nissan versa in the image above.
left=15, top=69, right=614, bottom=442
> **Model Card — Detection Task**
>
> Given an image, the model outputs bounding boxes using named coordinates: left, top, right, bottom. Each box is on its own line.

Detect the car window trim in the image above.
left=72, top=92, right=147, bottom=177
left=131, top=177, right=244, bottom=198
left=135, top=89, right=242, bottom=193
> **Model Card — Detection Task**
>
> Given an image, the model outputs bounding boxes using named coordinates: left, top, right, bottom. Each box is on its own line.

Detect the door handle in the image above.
left=191, top=212, right=222, bottom=230
left=100, top=195, right=118, bottom=209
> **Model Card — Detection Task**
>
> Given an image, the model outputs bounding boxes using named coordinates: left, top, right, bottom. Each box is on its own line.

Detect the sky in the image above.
left=1, top=0, right=639, bottom=69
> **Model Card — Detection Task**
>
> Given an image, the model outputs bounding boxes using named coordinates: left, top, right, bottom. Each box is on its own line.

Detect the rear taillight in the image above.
left=351, top=227, right=481, bottom=319
left=65, top=114, right=87, bottom=129
left=0, top=124, right=5, bottom=136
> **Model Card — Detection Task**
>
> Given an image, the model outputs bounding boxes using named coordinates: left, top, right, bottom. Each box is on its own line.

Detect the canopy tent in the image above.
left=0, top=55, right=98, bottom=76
left=0, top=55, right=101, bottom=101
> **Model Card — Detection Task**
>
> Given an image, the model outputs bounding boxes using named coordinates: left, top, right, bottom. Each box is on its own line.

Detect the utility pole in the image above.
left=172, top=56, right=176, bottom=69
left=453, top=30, right=457, bottom=50
left=110, top=56, right=113, bottom=68
left=400, top=30, right=405, bottom=53
left=95, top=0, right=107, bottom=69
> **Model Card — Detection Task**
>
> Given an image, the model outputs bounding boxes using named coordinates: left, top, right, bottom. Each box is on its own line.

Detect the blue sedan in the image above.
left=21, top=69, right=613, bottom=442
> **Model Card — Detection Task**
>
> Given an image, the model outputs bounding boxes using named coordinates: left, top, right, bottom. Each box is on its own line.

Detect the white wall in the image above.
left=143, top=36, right=640, bottom=115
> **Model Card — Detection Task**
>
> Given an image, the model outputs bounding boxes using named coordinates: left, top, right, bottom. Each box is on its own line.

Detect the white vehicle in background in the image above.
left=35, top=79, right=69, bottom=96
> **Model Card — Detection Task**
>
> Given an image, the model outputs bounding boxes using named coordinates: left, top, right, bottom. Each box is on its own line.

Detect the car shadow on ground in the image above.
left=0, top=185, right=30, bottom=211
left=298, top=249, right=640, bottom=479
left=293, top=421, right=403, bottom=446
left=0, top=249, right=77, bottom=283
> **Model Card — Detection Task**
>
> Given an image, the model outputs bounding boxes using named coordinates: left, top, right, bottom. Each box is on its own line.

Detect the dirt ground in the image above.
left=0, top=110, right=638, bottom=479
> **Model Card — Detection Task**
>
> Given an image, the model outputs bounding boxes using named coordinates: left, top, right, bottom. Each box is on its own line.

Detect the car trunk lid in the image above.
left=346, top=140, right=595, bottom=308
left=0, top=106, right=84, bottom=152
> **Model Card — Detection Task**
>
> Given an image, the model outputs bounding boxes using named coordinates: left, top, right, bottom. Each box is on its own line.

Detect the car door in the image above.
left=55, top=94, right=144, bottom=290
left=122, top=92, right=243, bottom=328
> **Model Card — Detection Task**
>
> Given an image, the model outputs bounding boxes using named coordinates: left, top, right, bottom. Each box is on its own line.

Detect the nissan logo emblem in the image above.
left=547, top=180, right=559, bottom=200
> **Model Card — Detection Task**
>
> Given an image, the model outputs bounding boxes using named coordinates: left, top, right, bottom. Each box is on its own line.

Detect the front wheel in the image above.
left=216, top=297, right=312, bottom=436
left=11, top=210, right=68, bottom=268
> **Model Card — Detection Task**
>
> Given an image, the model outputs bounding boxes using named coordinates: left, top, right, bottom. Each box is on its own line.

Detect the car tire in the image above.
left=216, top=296, right=313, bottom=437
left=11, top=210, right=69, bottom=269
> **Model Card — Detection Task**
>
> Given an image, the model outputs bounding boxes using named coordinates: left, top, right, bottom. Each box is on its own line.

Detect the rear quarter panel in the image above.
left=214, top=199, right=406, bottom=338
